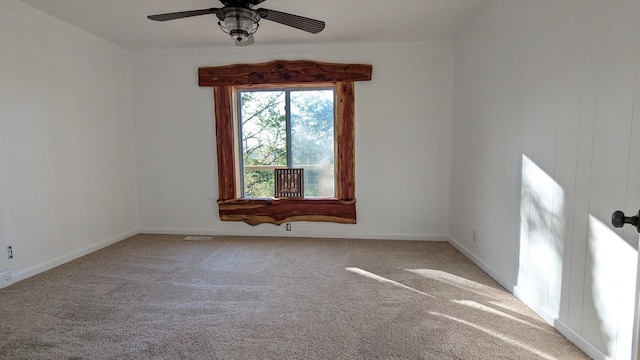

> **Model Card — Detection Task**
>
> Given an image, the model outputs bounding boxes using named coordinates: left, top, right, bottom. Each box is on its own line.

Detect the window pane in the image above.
left=240, top=91, right=286, bottom=197
left=291, top=90, right=335, bottom=197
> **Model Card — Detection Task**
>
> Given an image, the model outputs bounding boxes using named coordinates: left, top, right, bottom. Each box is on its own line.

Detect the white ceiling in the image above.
left=17, top=0, right=489, bottom=50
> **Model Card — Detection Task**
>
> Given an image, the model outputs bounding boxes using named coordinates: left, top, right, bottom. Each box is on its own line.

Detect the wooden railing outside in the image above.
left=243, top=164, right=334, bottom=197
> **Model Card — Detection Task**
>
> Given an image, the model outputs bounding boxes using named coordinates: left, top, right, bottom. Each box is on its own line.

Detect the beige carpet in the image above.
left=0, top=234, right=587, bottom=359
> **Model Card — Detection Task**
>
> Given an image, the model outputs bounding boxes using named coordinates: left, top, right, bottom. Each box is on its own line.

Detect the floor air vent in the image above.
left=183, top=236, right=212, bottom=241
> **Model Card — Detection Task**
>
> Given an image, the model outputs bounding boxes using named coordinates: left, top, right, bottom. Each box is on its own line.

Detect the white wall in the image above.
left=0, top=0, right=139, bottom=285
left=450, top=1, right=640, bottom=358
left=132, top=42, right=453, bottom=241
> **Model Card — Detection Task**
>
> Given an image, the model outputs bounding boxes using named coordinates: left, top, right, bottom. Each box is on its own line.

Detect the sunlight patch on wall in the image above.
left=518, top=154, right=565, bottom=317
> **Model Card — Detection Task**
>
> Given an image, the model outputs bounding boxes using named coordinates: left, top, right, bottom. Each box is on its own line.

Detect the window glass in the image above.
left=239, top=90, right=286, bottom=197
left=239, top=88, right=334, bottom=198
left=291, top=90, right=335, bottom=197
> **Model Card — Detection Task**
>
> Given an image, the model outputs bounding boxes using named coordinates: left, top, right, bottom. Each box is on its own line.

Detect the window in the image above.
left=238, top=87, right=335, bottom=198
left=198, top=60, right=372, bottom=225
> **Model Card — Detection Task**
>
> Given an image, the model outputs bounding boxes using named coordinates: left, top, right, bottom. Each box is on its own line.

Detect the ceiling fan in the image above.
left=147, top=0, right=325, bottom=46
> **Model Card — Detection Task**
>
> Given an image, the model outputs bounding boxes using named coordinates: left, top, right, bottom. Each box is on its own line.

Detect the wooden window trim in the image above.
left=199, top=60, right=372, bottom=226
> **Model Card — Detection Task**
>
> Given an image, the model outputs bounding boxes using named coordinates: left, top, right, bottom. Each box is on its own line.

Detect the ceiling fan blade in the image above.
left=147, top=8, right=218, bottom=22
left=236, top=34, right=255, bottom=47
left=257, top=8, right=325, bottom=34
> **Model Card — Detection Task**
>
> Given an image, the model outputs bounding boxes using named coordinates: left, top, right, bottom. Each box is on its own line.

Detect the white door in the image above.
left=612, top=211, right=640, bottom=359
left=635, top=237, right=640, bottom=359
left=0, top=158, right=10, bottom=288
left=635, top=247, right=640, bottom=359
left=0, top=188, right=8, bottom=287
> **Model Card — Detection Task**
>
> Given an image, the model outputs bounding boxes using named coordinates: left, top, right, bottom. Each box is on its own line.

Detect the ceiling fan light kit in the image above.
left=147, top=0, right=325, bottom=46
left=217, top=7, right=260, bottom=44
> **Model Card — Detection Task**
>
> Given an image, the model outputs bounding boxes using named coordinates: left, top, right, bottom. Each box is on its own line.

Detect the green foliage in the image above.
left=244, top=170, right=275, bottom=198
left=241, top=91, right=287, bottom=167
left=240, top=91, right=286, bottom=197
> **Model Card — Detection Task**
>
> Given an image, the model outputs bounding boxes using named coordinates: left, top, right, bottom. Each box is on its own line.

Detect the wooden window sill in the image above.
left=217, top=198, right=356, bottom=226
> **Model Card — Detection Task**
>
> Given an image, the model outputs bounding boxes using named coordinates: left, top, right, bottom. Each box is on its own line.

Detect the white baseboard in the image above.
left=11, top=229, right=138, bottom=284
left=554, top=318, right=608, bottom=360
left=139, top=227, right=449, bottom=242
left=447, top=236, right=607, bottom=360
left=447, top=237, right=516, bottom=293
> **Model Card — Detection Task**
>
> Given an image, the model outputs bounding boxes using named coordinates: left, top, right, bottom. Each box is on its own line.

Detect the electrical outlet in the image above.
left=286, top=223, right=292, bottom=231
left=7, top=246, right=13, bottom=259
left=472, top=230, right=477, bottom=243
